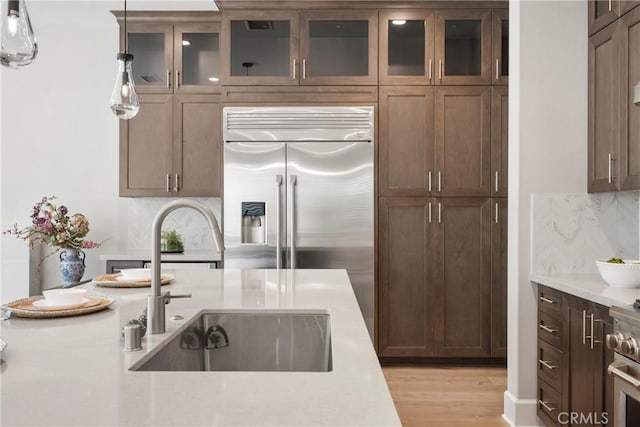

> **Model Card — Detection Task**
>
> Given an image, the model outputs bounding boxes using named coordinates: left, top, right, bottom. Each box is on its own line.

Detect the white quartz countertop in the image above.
left=530, top=273, right=640, bottom=308
left=99, top=249, right=221, bottom=262
left=0, top=269, right=400, bottom=427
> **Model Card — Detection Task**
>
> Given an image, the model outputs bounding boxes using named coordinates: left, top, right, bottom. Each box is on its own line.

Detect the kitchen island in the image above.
left=0, top=269, right=400, bottom=426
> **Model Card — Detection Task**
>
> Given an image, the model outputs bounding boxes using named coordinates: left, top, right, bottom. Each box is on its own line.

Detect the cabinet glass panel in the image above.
left=308, top=20, right=368, bottom=76
left=182, top=33, right=220, bottom=85
left=230, top=20, right=290, bottom=77
left=388, top=20, right=425, bottom=76
left=128, top=33, right=166, bottom=87
left=444, top=20, right=482, bottom=76
left=595, top=0, right=611, bottom=18
left=501, top=20, right=508, bottom=77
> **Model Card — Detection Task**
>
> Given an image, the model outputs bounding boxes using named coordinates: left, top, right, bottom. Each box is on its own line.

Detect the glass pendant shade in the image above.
left=110, top=52, right=139, bottom=120
left=0, top=0, right=37, bottom=68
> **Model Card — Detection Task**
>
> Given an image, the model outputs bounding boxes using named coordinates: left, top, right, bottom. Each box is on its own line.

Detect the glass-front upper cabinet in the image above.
left=125, top=23, right=174, bottom=94
left=379, top=11, right=435, bottom=85
left=174, top=23, right=221, bottom=93
left=299, top=11, right=378, bottom=85
left=221, top=12, right=299, bottom=85
left=222, top=11, right=377, bottom=85
left=492, top=10, right=508, bottom=86
left=435, top=10, right=492, bottom=85
left=120, top=16, right=221, bottom=94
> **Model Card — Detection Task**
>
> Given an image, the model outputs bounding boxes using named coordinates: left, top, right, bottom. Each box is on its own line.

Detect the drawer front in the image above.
left=538, top=379, right=561, bottom=427
left=538, top=339, right=562, bottom=393
left=538, top=285, right=562, bottom=316
left=538, top=310, right=562, bottom=348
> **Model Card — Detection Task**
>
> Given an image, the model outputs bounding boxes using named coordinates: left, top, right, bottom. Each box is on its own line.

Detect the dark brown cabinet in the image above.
left=536, top=285, right=614, bottom=427
left=115, top=13, right=221, bottom=94
left=435, top=10, right=492, bottom=85
left=378, top=11, right=435, bottom=85
left=379, top=85, right=492, bottom=197
left=435, top=86, right=492, bottom=197
left=619, top=8, right=640, bottom=190
left=433, top=197, right=492, bottom=357
left=491, top=198, right=507, bottom=357
left=379, top=86, right=434, bottom=196
left=221, top=10, right=377, bottom=86
left=588, top=21, right=621, bottom=193
left=379, top=197, right=501, bottom=359
left=589, top=0, right=621, bottom=36
left=115, top=13, right=223, bottom=197
left=492, top=9, right=508, bottom=86
left=378, top=197, right=435, bottom=357
left=379, top=9, right=503, bottom=86
left=492, top=86, right=508, bottom=197
left=120, top=94, right=222, bottom=197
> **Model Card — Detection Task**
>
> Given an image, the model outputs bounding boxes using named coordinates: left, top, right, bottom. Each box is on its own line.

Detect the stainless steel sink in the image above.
left=130, top=311, right=332, bottom=372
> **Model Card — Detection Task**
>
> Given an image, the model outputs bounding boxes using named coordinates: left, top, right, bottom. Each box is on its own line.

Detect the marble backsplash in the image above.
left=532, top=192, right=640, bottom=274
left=124, top=198, right=222, bottom=251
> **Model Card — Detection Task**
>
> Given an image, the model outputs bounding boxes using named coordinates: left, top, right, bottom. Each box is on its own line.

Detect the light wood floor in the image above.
left=382, top=366, right=509, bottom=427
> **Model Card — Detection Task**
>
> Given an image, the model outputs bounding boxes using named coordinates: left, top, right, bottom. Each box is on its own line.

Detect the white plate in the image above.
left=32, top=297, right=91, bottom=310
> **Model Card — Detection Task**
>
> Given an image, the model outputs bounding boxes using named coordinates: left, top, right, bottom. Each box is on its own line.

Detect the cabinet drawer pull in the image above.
left=302, top=59, right=307, bottom=80
left=292, top=59, right=297, bottom=80
left=428, top=202, right=432, bottom=224
left=495, top=202, right=499, bottom=224
left=609, top=0, right=612, bottom=11
left=428, top=171, right=432, bottom=192
left=175, top=70, right=180, bottom=88
left=539, top=296, right=556, bottom=305
left=174, top=173, right=179, bottom=192
left=438, top=202, right=442, bottom=224
left=539, top=324, right=557, bottom=334
left=166, top=70, right=171, bottom=88
left=438, top=171, right=442, bottom=192
left=539, top=400, right=557, bottom=413
left=608, top=153, right=613, bottom=184
left=496, top=58, right=500, bottom=81
left=428, top=59, right=432, bottom=81
left=583, top=310, right=587, bottom=345
left=539, top=360, right=557, bottom=370
left=438, top=59, right=443, bottom=80
left=495, top=171, right=499, bottom=193
left=166, top=174, right=171, bottom=193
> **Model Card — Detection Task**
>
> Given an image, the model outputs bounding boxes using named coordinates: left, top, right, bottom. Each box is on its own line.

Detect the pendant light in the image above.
left=0, top=0, right=37, bottom=68
left=110, top=0, right=139, bottom=120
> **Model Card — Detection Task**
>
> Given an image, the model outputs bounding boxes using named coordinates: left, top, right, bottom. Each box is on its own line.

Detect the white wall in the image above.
left=0, top=0, right=216, bottom=300
left=506, top=1, right=588, bottom=426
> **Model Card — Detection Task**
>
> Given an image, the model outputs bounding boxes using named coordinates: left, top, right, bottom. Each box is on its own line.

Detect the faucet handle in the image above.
left=161, top=291, right=192, bottom=305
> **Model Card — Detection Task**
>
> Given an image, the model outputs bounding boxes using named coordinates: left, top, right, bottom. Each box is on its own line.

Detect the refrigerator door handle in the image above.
left=275, top=174, right=283, bottom=269
left=290, top=175, right=298, bottom=270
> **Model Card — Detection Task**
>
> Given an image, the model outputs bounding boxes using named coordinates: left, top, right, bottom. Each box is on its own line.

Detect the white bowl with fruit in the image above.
left=595, top=258, right=640, bottom=288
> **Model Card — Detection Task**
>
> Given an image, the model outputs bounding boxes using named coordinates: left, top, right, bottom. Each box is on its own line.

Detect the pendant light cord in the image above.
left=124, top=0, right=128, bottom=53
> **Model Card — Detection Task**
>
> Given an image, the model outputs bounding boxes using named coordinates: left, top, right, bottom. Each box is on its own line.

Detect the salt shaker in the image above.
left=123, top=323, right=143, bottom=352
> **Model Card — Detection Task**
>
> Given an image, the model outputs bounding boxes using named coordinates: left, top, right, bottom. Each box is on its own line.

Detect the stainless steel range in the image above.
left=606, top=305, right=640, bottom=426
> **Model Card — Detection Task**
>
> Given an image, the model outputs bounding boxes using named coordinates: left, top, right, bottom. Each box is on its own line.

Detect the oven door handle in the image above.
left=608, top=361, right=640, bottom=389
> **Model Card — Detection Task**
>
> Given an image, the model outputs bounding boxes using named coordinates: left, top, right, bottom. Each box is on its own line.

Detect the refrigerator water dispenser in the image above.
left=241, top=202, right=266, bottom=244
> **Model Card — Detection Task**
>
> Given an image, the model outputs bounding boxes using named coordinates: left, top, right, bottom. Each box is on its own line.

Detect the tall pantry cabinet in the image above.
left=377, top=7, right=508, bottom=360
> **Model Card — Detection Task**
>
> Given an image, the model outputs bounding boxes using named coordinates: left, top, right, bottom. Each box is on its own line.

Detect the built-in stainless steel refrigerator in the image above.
left=223, top=106, right=374, bottom=337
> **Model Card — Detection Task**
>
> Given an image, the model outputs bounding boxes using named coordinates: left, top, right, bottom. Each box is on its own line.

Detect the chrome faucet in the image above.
left=148, top=199, right=225, bottom=334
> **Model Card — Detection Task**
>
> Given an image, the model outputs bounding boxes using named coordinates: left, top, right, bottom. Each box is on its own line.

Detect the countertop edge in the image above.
left=530, top=273, right=639, bottom=308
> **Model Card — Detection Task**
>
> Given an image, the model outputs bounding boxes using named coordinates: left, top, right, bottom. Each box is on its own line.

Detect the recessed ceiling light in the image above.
left=392, top=20, right=407, bottom=26
left=208, top=77, right=219, bottom=82
left=182, top=40, right=191, bottom=46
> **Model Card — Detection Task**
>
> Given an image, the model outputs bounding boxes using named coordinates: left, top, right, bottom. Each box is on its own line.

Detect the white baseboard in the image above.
left=503, top=390, right=544, bottom=427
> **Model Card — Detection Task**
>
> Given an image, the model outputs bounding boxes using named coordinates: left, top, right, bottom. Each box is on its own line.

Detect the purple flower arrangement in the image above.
left=4, top=196, right=101, bottom=265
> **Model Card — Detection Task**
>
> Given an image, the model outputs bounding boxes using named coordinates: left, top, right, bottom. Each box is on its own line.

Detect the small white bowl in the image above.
left=595, top=260, right=640, bottom=288
left=119, top=268, right=152, bottom=281
left=42, top=288, right=88, bottom=306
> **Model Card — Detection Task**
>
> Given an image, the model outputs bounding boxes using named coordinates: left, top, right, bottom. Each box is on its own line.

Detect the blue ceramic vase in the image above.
left=59, top=248, right=86, bottom=287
